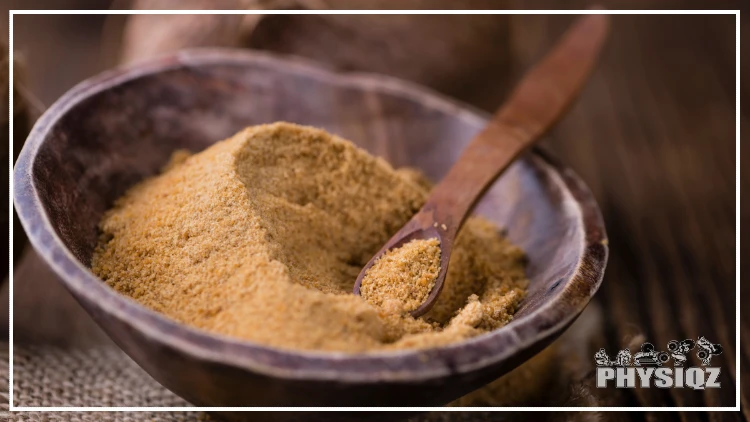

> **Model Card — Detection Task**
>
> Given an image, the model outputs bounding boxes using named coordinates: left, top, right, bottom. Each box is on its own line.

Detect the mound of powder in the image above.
left=91, top=122, right=528, bottom=352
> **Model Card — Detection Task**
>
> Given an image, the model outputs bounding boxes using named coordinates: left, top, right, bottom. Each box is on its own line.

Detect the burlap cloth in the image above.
left=1, top=346, right=204, bottom=421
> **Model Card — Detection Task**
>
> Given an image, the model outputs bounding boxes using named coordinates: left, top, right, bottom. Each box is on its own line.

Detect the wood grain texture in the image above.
left=507, top=13, right=739, bottom=418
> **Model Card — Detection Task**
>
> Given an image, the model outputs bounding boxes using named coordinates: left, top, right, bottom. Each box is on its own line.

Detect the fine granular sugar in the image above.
left=91, top=122, right=528, bottom=353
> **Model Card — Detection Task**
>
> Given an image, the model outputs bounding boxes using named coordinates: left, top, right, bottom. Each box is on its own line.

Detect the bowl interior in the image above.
left=29, top=52, right=582, bottom=323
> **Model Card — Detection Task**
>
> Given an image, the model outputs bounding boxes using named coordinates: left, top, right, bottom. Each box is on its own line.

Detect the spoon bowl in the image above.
left=14, top=48, right=608, bottom=410
left=353, top=221, right=449, bottom=317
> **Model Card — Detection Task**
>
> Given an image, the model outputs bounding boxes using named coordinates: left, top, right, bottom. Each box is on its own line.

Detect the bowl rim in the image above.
left=13, top=48, right=608, bottom=383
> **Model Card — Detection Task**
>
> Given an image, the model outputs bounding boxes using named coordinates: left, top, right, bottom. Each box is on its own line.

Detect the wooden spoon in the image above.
left=353, top=14, right=610, bottom=317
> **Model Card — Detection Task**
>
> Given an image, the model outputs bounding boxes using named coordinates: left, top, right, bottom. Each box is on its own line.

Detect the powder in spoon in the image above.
left=360, top=238, right=441, bottom=315
left=91, top=122, right=528, bottom=353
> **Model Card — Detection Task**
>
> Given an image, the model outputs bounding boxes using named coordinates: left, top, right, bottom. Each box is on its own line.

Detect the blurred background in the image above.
left=2, top=1, right=743, bottom=420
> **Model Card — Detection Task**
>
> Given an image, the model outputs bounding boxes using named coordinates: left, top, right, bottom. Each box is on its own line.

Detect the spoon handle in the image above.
left=354, top=14, right=609, bottom=316
left=427, top=14, right=609, bottom=230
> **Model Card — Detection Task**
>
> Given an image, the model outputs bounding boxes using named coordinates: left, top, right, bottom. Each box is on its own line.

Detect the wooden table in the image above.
left=511, top=13, right=740, bottom=417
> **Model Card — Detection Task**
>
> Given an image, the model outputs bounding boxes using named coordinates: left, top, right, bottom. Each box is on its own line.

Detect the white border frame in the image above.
left=7, top=8, right=740, bottom=412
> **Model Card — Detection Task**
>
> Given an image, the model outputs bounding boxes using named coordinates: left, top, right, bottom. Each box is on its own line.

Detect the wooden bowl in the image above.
left=13, top=49, right=608, bottom=408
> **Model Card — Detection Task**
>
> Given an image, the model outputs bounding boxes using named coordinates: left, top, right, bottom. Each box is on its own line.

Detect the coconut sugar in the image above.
left=360, top=238, right=441, bottom=315
left=91, top=122, right=528, bottom=353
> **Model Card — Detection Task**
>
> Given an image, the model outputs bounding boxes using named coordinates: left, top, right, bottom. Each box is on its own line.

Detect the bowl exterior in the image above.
left=13, top=49, right=607, bottom=407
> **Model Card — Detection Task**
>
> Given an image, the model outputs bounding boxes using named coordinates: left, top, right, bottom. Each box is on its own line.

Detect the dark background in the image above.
left=3, top=0, right=743, bottom=420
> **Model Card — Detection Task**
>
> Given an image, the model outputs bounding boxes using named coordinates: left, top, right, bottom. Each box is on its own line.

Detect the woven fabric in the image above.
left=3, top=411, right=206, bottom=422
left=1, top=343, right=208, bottom=421
left=12, top=344, right=189, bottom=408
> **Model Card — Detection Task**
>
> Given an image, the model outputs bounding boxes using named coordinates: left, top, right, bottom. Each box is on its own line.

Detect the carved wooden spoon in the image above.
left=353, top=14, right=610, bottom=317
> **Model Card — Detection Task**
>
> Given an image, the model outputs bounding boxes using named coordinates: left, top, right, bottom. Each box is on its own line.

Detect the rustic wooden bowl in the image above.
left=13, top=49, right=608, bottom=409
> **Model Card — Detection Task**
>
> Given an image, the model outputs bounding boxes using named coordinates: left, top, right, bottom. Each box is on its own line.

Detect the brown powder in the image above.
left=360, top=238, right=441, bottom=315
left=91, top=122, right=528, bottom=353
